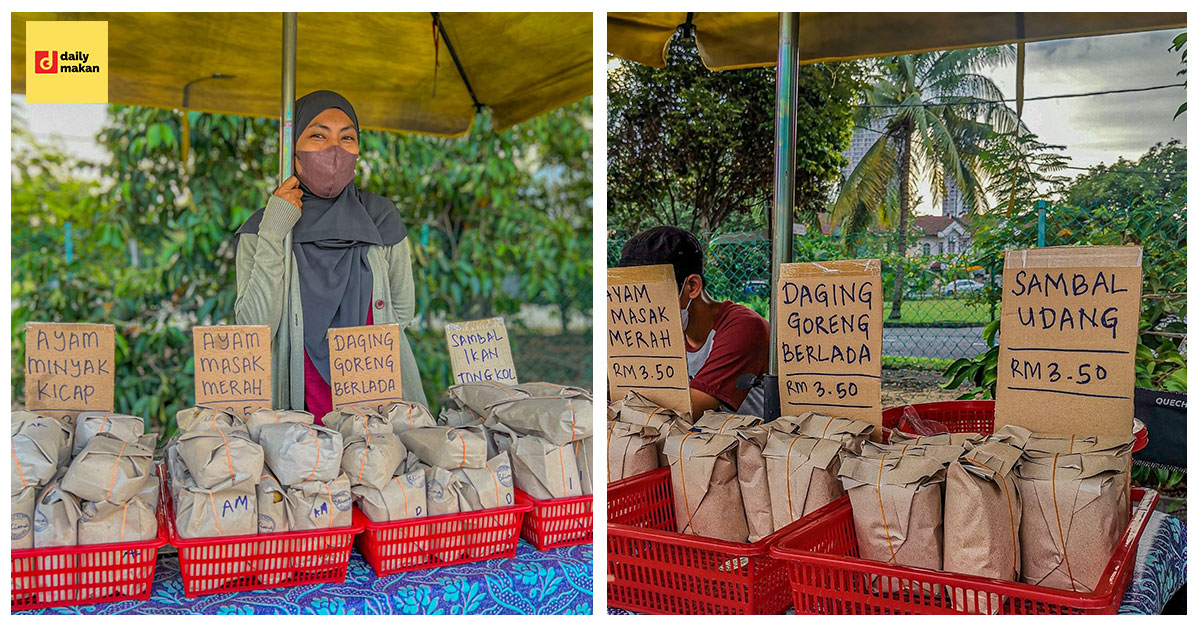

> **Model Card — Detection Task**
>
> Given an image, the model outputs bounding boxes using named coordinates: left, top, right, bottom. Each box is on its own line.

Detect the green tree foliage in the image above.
left=607, top=31, right=861, bottom=237
left=1065, top=140, right=1186, bottom=209
left=980, top=129, right=1072, bottom=211
left=832, top=48, right=1018, bottom=320
left=12, top=100, right=592, bottom=438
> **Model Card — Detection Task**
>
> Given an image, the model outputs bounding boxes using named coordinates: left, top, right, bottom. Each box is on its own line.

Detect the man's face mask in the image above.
left=679, top=281, right=694, bottom=331
left=295, top=144, right=359, bottom=198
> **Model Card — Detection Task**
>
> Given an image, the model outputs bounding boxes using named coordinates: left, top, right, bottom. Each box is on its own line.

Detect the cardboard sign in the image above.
left=445, top=317, right=518, bottom=385
left=607, top=264, right=691, bottom=417
left=776, top=260, right=883, bottom=434
left=193, top=325, right=271, bottom=417
left=328, top=324, right=403, bottom=412
left=24, top=322, right=115, bottom=420
left=996, top=246, right=1142, bottom=436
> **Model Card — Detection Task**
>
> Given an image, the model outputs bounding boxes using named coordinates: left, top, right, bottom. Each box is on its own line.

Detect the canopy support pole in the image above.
left=280, top=12, right=297, bottom=182
left=764, top=12, right=799, bottom=420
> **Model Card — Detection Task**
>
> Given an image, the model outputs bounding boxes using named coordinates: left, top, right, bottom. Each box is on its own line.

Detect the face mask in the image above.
left=295, top=144, right=359, bottom=198
left=679, top=283, right=694, bottom=332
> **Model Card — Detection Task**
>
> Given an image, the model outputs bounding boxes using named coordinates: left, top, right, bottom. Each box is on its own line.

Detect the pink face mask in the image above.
left=295, top=144, right=359, bottom=198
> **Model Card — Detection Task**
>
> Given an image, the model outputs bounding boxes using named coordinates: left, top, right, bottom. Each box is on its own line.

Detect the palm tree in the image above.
left=832, top=47, right=1018, bottom=319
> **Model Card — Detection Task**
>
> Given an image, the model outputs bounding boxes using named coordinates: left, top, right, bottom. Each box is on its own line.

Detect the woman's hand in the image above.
left=273, top=176, right=303, bottom=210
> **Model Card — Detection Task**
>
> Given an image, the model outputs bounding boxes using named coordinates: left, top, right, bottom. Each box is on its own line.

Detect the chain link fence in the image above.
left=608, top=201, right=1186, bottom=370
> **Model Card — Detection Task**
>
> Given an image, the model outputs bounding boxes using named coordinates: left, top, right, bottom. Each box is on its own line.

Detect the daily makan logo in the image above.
left=35, top=50, right=100, bottom=74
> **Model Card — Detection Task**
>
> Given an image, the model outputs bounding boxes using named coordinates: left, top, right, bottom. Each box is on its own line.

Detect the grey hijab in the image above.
left=237, top=90, right=407, bottom=383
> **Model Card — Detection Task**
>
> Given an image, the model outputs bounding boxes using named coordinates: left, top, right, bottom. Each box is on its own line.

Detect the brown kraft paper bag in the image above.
left=735, top=426, right=775, bottom=542
left=76, top=497, right=158, bottom=598
left=321, top=404, right=393, bottom=439
left=174, top=476, right=258, bottom=538
left=286, top=474, right=355, bottom=573
left=440, top=407, right=484, bottom=428
left=782, top=412, right=875, bottom=454
left=888, top=429, right=983, bottom=448
left=446, top=381, right=529, bottom=416
left=510, top=434, right=583, bottom=500
left=62, top=432, right=155, bottom=504
left=663, top=432, right=749, bottom=543
left=605, top=421, right=660, bottom=483
left=859, top=440, right=966, bottom=467
left=839, top=452, right=946, bottom=594
left=176, top=406, right=248, bottom=433
left=616, top=390, right=690, bottom=465
left=259, top=422, right=344, bottom=485
left=763, top=432, right=846, bottom=533
left=73, top=411, right=146, bottom=456
left=14, top=410, right=75, bottom=470
left=453, top=452, right=516, bottom=558
left=573, top=436, right=593, bottom=495
left=487, top=395, right=594, bottom=446
left=1015, top=450, right=1130, bottom=593
left=944, top=441, right=1023, bottom=613
left=341, top=430, right=406, bottom=489
left=400, top=426, right=488, bottom=470
left=245, top=408, right=314, bottom=443
left=691, top=410, right=762, bottom=434
left=176, top=428, right=265, bottom=489
left=254, top=473, right=292, bottom=586
left=515, top=382, right=592, bottom=398
left=34, top=478, right=82, bottom=547
left=353, top=471, right=430, bottom=569
left=426, top=466, right=467, bottom=562
left=384, top=400, right=438, bottom=434
left=12, top=484, right=37, bottom=550
left=12, top=413, right=72, bottom=491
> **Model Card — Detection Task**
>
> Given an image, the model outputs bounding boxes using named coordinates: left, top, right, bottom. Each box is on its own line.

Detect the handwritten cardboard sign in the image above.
left=996, top=246, right=1142, bottom=436
left=445, top=317, right=518, bottom=385
left=193, top=325, right=271, bottom=417
left=607, top=264, right=691, bottom=417
left=24, top=322, right=115, bottom=421
left=776, top=260, right=883, bottom=434
left=328, top=324, right=403, bottom=412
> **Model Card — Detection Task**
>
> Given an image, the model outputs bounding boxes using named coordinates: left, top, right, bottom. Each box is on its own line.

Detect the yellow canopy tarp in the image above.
left=609, top=12, right=1186, bottom=70
left=12, top=12, right=593, bottom=136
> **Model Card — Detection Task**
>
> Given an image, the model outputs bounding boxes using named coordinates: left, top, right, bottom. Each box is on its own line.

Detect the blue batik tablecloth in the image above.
left=609, top=512, right=1186, bottom=615
left=18, top=541, right=592, bottom=615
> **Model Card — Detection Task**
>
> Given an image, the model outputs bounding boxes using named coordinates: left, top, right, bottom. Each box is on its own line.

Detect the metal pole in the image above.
left=280, top=12, right=298, bottom=182
left=764, top=12, right=799, bottom=421
left=1036, top=199, right=1047, bottom=247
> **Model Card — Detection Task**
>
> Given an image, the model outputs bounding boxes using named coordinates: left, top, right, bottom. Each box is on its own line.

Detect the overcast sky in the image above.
left=16, top=28, right=1188, bottom=213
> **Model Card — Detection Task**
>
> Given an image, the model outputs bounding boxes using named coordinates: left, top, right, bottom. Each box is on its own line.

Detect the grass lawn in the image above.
left=887, top=297, right=991, bottom=325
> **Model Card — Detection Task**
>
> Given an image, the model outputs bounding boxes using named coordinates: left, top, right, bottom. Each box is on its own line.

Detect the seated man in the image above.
left=618, top=226, right=770, bottom=414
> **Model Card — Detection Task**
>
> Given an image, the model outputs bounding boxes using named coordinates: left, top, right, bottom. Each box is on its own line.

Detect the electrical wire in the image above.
left=855, top=83, right=1186, bottom=109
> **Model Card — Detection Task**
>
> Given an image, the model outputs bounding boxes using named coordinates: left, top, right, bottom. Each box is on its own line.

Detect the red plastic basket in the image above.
left=607, top=466, right=810, bottom=615
left=517, top=489, right=593, bottom=551
left=10, top=475, right=169, bottom=611
left=164, top=477, right=364, bottom=597
left=768, top=488, right=1158, bottom=614
left=354, top=499, right=533, bottom=576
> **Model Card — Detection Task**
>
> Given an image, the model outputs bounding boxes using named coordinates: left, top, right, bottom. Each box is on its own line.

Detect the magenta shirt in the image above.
left=304, top=303, right=373, bottom=424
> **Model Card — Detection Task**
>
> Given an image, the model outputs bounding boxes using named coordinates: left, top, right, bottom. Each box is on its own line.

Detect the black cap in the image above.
left=617, top=226, right=705, bottom=288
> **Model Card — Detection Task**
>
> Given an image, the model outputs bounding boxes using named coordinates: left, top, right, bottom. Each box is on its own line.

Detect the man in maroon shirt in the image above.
left=618, top=226, right=771, bottom=414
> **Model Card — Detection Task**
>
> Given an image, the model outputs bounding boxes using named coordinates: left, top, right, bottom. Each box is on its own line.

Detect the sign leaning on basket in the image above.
left=24, top=322, right=116, bottom=422
left=775, top=260, right=883, bottom=437
left=996, top=246, right=1143, bottom=435
left=193, top=325, right=271, bottom=418
left=444, top=317, right=518, bottom=385
left=607, top=264, right=692, bottom=419
left=327, top=323, right=404, bottom=413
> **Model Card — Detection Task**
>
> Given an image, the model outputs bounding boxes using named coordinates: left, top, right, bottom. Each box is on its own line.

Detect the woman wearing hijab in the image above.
left=235, top=90, right=427, bottom=419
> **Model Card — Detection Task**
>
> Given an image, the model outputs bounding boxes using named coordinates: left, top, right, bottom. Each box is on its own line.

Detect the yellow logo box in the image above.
left=25, top=21, right=108, bottom=103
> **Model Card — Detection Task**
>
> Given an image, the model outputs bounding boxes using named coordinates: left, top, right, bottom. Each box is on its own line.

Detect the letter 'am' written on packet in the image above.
left=607, top=264, right=691, bottom=417
left=24, top=322, right=115, bottom=421
left=445, top=317, right=518, bottom=385
left=328, top=324, right=403, bottom=412
left=776, top=260, right=883, bottom=435
left=996, top=246, right=1142, bottom=436
left=193, top=325, right=271, bottom=417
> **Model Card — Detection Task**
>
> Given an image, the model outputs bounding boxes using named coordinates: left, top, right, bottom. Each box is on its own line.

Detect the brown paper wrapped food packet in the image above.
left=1015, top=449, right=1131, bottom=593
left=691, top=411, right=763, bottom=434
left=840, top=452, right=945, bottom=594
left=176, top=406, right=247, bottom=433
left=245, top=408, right=313, bottom=443
left=447, top=381, right=530, bottom=416
left=176, top=428, right=264, bottom=489
left=860, top=440, right=966, bottom=466
left=573, top=436, right=593, bottom=495
left=256, top=473, right=288, bottom=534
left=735, top=426, right=774, bottom=542
left=354, top=471, right=430, bottom=569
left=174, top=476, right=258, bottom=538
left=12, top=484, right=37, bottom=550
left=510, top=434, right=584, bottom=499
left=763, top=432, right=846, bottom=533
left=944, top=441, right=1023, bottom=612
left=516, top=382, right=592, bottom=398
left=889, top=430, right=983, bottom=448
left=77, top=496, right=157, bottom=597
left=454, top=452, right=516, bottom=558
left=400, top=426, right=488, bottom=470
left=605, top=421, right=661, bottom=483
left=384, top=400, right=438, bottom=434
left=286, top=474, right=354, bottom=573
left=426, top=466, right=467, bottom=562
left=342, top=430, right=406, bottom=489
left=34, top=478, right=82, bottom=547
left=62, top=432, right=155, bottom=504
left=322, top=404, right=392, bottom=439
left=440, top=407, right=484, bottom=428
left=663, top=432, right=749, bottom=543
left=487, top=395, right=593, bottom=446
left=617, top=390, right=690, bottom=465
left=12, top=413, right=72, bottom=491
left=74, top=411, right=145, bottom=456
left=784, top=412, right=875, bottom=454
left=259, top=422, right=344, bottom=485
